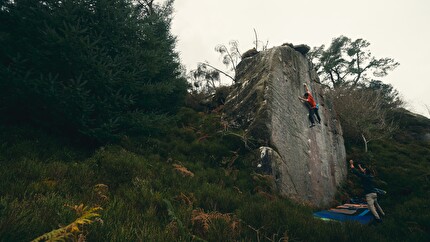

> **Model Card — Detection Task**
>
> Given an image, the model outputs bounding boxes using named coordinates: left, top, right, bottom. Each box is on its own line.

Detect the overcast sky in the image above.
left=170, top=0, right=430, bottom=117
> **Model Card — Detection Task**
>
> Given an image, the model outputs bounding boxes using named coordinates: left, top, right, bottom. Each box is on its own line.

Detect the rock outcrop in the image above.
left=224, top=45, right=346, bottom=207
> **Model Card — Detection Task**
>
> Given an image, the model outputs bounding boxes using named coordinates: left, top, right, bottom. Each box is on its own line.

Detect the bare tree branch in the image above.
left=198, top=62, right=235, bottom=82
left=253, top=28, right=258, bottom=50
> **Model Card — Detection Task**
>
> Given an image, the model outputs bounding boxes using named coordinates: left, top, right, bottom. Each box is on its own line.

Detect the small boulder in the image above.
left=241, top=47, right=259, bottom=59
left=293, top=44, right=311, bottom=55
left=281, top=42, right=294, bottom=48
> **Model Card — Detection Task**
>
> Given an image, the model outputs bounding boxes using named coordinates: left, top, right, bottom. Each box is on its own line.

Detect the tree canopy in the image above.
left=0, top=0, right=187, bottom=143
left=309, top=36, right=399, bottom=89
left=309, top=36, right=403, bottom=151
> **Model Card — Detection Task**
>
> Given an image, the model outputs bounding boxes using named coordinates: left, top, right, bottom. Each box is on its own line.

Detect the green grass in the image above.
left=0, top=108, right=429, bottom=241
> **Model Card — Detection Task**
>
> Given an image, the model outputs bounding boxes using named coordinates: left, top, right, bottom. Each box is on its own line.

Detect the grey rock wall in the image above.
left=224, top=45, right=346, bottom=207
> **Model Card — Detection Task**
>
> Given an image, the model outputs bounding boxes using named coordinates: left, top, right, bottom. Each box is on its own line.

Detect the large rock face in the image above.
left=224, top=45, right=346, bottom=207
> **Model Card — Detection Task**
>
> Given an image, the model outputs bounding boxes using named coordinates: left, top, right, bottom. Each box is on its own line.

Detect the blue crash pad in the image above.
left=313, top=208, right=374, bottom=224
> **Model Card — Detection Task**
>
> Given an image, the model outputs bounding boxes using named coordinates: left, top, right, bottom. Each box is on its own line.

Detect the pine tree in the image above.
left=0, top=0, right=187, bottom=143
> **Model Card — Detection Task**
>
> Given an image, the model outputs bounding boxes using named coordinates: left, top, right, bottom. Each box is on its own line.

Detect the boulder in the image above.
left=281, top=42, right=294, bottom=48
left=224, top=45, right=346, bottom=207
left=293, top=44, right=311, bottom=55
left=241, top=47, right=259, bottom=59
left=281, top=43, right=311, bottom=55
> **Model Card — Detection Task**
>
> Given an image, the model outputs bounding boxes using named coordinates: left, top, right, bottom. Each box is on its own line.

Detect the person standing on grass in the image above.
left=349, top=159, right=385, bottom=223
left=298, top=83, right=321, bottom=128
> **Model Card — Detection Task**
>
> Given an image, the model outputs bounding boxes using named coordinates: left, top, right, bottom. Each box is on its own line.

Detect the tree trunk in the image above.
left=361, top=134, right=368, bottom=153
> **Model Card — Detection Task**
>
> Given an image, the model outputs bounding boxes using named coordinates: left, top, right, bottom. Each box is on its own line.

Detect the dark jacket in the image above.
left=351, top=168, right=376, bottom=195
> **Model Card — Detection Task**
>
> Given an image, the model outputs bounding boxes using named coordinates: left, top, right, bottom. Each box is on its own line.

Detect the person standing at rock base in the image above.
left=349, top=159, right=385, bottom=223
left=298, top=83, right=321, bottom=127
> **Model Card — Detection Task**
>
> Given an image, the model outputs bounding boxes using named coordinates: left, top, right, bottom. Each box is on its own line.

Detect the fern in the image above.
left=191, top=208, right=239, bottom=236
left=163, top=199, right=186, bottom=237
left=172, top=164, right=194, bottom=177
left=163, top=199, right=209, bottom=241
left=32, top=204, right=102, bottom=242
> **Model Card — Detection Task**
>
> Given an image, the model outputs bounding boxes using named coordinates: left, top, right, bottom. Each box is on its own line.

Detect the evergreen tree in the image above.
left=308, top=36, right=403, bottom=151
left=0, top=0, right=187, bottom=143
left=308, top=36, right=399, bottom=88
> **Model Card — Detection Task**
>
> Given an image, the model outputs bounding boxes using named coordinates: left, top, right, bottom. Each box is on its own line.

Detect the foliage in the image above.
left=0, top=103, right=429, bottom=241
left=163, top=199, right=190, bottom=240
left=191, top=208, right=240, bottom=239
left=188, top=63, right=221, bottom=93
left=363, top=80, right=403, bottom=108
left=173, top=163, right=195, bottom=177
left=32, top=204, right=102, bottom=242
left=328, top=86, right=399, bottom=152
left=215, top=40, right=241, bottom=75
left=0, top=0, right=187, bottom=143
left=311, top=36, right=403, bottom=152
left=184, top=85, right=231, bottom=114
left=188, top=39, right=242, bottom=95
left=309, top=36, right=399, bottom=88
left=346, top=109, right=430, bottom=241
left=188, top=30, right=267, bottom=96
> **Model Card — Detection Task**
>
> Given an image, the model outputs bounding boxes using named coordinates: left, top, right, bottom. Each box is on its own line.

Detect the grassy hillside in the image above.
left=0, top=107, right=429, bottom=242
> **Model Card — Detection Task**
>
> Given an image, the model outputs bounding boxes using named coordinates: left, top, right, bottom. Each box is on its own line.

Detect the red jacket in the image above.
left=305, top=91, right=317, bottom=108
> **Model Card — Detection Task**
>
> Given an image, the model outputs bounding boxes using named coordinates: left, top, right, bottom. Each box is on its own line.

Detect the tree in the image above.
left=366, top=80, right=403, bottom=109
left=215, top=40, right=242, bottom=77
left=309, top=36, right=402, bottom=151
left=0, top=0, right=187, bottom=143
left=186, top=40, right=240, bottom=101
left=188, top=64, right=221, bottom=94
left=191, top=39, right=241, bottom=88
left=328, top=87, right=398, bottom=152
left=188, top=30, right=268, bottom=94
left=309, top=36, right=399, bottom=88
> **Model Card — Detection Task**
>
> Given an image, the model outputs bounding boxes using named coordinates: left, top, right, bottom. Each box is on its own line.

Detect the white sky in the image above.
left=170, top=0, right=430, bottom=117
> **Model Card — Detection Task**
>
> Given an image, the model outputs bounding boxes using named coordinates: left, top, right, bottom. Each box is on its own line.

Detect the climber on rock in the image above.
left=298, top=83, right=321, bottom=127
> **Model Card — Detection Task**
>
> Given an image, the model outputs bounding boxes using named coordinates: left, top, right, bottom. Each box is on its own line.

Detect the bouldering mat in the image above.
left=314, top=206, right=373, bottom=224
left=329, top=208, right=357, bottom=215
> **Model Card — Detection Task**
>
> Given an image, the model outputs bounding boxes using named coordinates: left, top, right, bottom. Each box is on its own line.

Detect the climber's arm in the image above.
left=350, top=160, right=365, bottom=177
left=304, top=83, right=310, bottom=93
left=358, top=164, right=366, bottom=173
left=299, top=83, right=310, bottom=101
left=349, top=160, right=355, bottom=169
